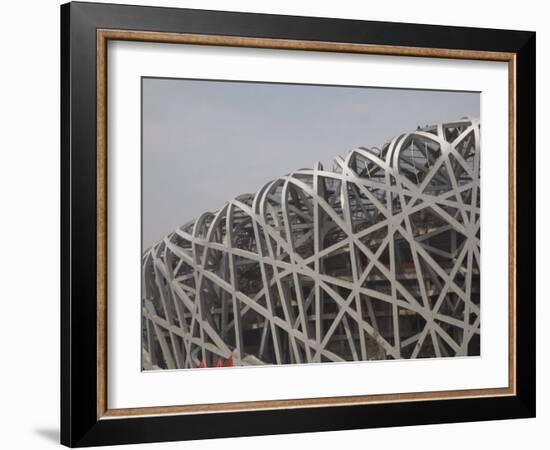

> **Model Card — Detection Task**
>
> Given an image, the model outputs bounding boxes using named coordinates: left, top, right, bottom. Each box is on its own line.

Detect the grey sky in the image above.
left=142, top=78, right=479, bottom=249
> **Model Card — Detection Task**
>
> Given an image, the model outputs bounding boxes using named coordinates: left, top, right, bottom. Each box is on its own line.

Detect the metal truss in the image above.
left=142, top=118, right=481, bottom=370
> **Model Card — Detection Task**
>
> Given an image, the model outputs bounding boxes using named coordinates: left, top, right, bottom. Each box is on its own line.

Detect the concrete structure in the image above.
left=142, top=118, right=481, bottom=370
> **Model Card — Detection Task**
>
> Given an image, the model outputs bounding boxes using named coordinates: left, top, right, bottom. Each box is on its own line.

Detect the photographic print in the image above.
left=62, top=6, right=534, bottom=444
left=141, top=78, right=481, bottom=370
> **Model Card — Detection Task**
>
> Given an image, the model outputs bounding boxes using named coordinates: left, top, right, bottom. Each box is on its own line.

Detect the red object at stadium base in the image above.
left=223, top=356, right=234, bottom=367
left=197, top=357, right=234, bottom=368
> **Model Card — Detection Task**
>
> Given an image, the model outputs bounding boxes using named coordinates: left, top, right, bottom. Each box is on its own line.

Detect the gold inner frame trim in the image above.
left=96, top=28, right=517, bottom=420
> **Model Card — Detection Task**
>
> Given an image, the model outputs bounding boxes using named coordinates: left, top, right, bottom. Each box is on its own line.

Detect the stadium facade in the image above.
left=142, top=118, right=480, bottom=370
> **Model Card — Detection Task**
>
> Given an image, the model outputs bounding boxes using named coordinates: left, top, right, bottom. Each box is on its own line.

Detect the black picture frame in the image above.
left=61, top=1, right=536, bottom=447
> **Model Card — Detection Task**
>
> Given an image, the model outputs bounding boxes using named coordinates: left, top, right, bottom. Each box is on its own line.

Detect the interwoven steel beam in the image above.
left=142, top=118, right=481, bottom=370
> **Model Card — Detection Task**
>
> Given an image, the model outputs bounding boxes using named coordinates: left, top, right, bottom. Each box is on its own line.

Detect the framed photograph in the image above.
left=61, top=1, right=536, bottom=447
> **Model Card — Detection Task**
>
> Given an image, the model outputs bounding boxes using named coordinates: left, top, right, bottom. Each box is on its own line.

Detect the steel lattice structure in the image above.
left=142, top=118, right=481, bottom=370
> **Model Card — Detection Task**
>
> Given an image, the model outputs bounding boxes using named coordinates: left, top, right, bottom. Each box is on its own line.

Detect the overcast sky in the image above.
left=142, top=78, right=479, bottom=249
